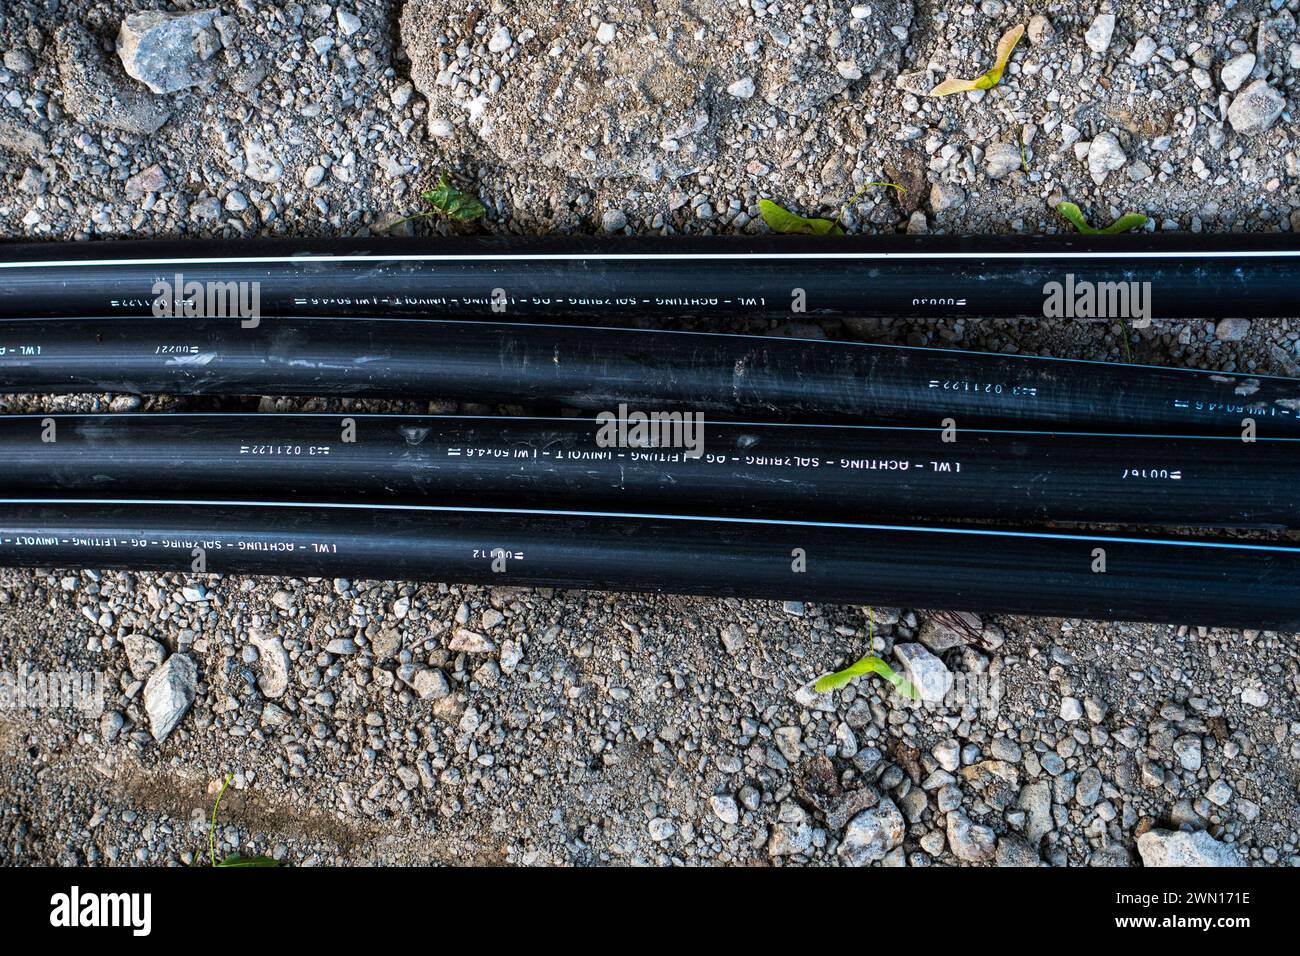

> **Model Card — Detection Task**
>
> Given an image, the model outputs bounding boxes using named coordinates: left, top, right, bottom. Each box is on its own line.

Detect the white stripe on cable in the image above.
left=3, top=496, right=1300, bottom=553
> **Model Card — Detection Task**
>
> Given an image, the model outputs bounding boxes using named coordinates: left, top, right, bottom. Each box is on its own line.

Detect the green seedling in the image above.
left=1055, top=201, right=1149, bottom=235
left=207, top=774, right=279, bottom=867
left=396, top=172, right=487, bottom=225
left=814, top=609, right=919, bottom=699
left=1054, top=201, right=1147, bottom=362
left=930, top=23, right=1025, bottom=96
left=759, top=181, right=906, bottom=235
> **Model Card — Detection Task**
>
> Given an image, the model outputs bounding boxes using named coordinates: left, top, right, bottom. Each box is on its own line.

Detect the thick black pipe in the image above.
left=1, top=500, right=1298, bottom=629
left=5, top=413, right=1300, bottom=528
left=3, top=318, right=1299, bottom=434
left=0, top=233, right=1297, bottom=319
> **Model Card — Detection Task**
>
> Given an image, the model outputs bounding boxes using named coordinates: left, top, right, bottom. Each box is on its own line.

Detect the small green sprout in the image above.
left=396, top=172, right=486, bottom=226
left=759, top=181, right=906, bottom=235
left=1054, top=202, right=1148, bottom=362
left=208, top=774, right=279, bottom=867
left=1055, top=201, right=1149, bottom=235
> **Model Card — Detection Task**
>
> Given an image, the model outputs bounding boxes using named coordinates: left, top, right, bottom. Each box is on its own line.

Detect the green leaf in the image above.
left=422, top=172, right=487, bottom=221
left=759, top=198, right=844, bottom=235
left=1056, top=201, right=1149, bottom=235
left=218, top=853, right=280, bottom=868
left=395, top=172, right=487, bottom=226
left=930, top=23, right=1025, bottom=97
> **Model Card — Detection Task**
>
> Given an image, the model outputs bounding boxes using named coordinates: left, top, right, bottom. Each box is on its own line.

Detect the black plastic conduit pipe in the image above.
left=5, top=413, right=1300, bottom=529
left=3, top=318, right=1299, bottom=433
left=0, top=233, right=1297, bottom=319
left=1, top=500, right=1298, bottom=629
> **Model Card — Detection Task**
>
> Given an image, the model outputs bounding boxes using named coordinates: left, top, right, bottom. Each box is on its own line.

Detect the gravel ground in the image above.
left=1, top=0, right=1298, bottom=867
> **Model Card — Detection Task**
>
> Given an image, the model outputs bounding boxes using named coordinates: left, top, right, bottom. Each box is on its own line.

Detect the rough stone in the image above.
left=837, top=798, right=905, bottom=866
left=893, top=643, right=953, bottom=702
left=1084, top=14, right=1116, bottom=54
left=116, top=10, right=220, bottom=95
left=1086, top=132, right=1127, bottom=185
left=946, top=811, right=996, bottom=863
left=984, top=141, right=1022, bottom=179
left=1018, top=781, right=1053, bottom=846
left=1227, top=81, right=1286, bottom=136
left=143, top=654, right=198, bottom=742
left=123, top=635, right=166, bottom=681
left=1136, top=829, right=1245, bottom=867
left=248, top=633, right=290, bottom=699
left=995, top=834, right=1041, bottom=866
left=768, top=801, right=813, bottom=857
left=1220, top=52, right=1255, bottom=92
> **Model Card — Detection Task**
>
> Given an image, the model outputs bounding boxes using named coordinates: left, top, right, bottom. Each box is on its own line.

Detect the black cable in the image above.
left=0, top=233, right=1297, bottom=319
left=1, top=500, right=1298, bottom=629
left=3, top=318, right=1298, bottom=433
left=4, top=413, right=1299, bottom=528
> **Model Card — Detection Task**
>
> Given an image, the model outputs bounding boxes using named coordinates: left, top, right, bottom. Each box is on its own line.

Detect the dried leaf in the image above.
left=930, top=77, right=981, bottom=96
left=929, top=23, right=1026, bottom=96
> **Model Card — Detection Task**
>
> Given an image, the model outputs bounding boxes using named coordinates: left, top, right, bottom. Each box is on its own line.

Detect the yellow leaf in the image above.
left=986, top=22, right=1026, bottom=84
left=928, top=23, right=1026, bottom=97
left=929, top=77, right=980, bottom=96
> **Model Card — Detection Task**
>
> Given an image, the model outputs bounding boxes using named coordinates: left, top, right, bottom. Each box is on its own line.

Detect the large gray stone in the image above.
left=893, top=643, right=953, bottom=703
left=143, top=654, right=198, bottom=742
left=768, top=800, right=814, bottom=857
left=123, top=635, right=166, bottom=682
left=1086, top=131, right=1127, bottom=185
left=946, top=811, right=996, bottom=863
left=837, top=798, right=905, bottom=866
left=117, top=10, right=221, bottom=95
left=1227, top=81, right=1286, bottom=136
left=248, top=633, right=289, bottom=699
left=1136, top=829, right=1244, bottom=867
left=995, top=834, right=1042, bottom=867
left=917, top=612, right=980, bottom=653
left=1018, top=780, right=1053, bottom=847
